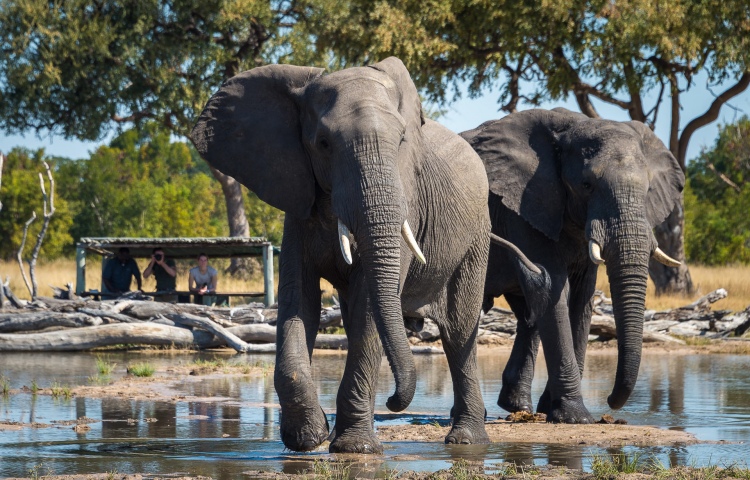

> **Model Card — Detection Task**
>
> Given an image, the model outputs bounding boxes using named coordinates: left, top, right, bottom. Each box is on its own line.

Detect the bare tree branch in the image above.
left=17, top=212, right=37, bottom=298
left=707, top=163, right=741, bottom=192
left=29, top=162, right=55, bottom=299
left=679, top=72, right=750, bottom=166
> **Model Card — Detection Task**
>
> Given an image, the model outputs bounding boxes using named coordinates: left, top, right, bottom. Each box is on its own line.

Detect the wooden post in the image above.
left=75, top=245, right=86, bottom=295
left=262, top=243, right=275, bottom=306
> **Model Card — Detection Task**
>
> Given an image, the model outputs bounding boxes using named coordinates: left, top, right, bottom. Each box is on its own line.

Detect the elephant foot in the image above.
left=545, top=397, right=595, bottom=424
left=536, top=389, right=551, bottom=415
left=445, top=424, right=490, bottom=445
left=498, top=383, right=533, bottom=414
left=280, top=407, right=330, bottom=452
left=329, top=431, right=383, bottom=454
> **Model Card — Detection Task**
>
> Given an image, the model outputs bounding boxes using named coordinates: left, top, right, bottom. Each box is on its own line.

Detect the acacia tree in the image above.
left=308, top=0, right=750, bottom=294
left=0, top=0, right=316, bottom=272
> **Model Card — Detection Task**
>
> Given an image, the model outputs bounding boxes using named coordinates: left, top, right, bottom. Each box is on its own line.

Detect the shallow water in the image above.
left=1, top=349, right=749, bottom=479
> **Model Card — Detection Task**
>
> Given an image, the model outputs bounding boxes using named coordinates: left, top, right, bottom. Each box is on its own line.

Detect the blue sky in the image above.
left=2, top=78, right=749, bottom=163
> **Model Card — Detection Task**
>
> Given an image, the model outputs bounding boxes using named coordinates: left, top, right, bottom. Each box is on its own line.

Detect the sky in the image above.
left=2, top=77, right=750, bottom=163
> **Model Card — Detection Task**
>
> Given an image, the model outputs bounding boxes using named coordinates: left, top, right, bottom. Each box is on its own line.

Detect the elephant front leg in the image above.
left=537, top=282, right=595, bottom=424
left=275, top=316, right=329, bottom=451
left=329, top=291, right=384, bottom=454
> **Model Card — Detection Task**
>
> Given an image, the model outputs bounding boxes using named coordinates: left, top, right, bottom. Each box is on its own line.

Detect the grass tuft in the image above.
left=95, top=355, right=117, bottom=376
left=127, top=362, right=155, bottom=377
left=310, top=459, right=352, bottom=480
left=0, top=375, right=9, bottom=395
left=591, top=453, right=642, bottom=478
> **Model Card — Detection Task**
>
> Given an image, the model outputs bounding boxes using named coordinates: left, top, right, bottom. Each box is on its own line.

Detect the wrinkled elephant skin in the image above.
left=192, top=58, right=491, bottom=452
left=462, top=108, right=684, bottom=423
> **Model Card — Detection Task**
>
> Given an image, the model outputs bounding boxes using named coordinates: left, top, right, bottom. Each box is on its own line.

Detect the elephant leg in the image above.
left=536, top=276, right=594, bottom=424
left=329, top=282, right=384, bottom=454
left=275, top=225, right=328, bottom=451
left=498, top=294, right=540, bottom=414
left=538, top=265, right=597, bottom=415
left=438, top=245, right=490, bottom=445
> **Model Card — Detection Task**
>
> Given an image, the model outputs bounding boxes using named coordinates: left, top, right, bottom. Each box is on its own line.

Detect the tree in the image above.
left=0, top=148, right=73, bottom=260
left=0, top=0, right=317, bottom=270
left=307, top=0, right=750, bottom=294
left=685, top=117, right=750, bottom=265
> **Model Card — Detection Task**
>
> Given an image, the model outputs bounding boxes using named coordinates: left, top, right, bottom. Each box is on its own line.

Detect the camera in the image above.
left=154, top=254, right=163, bottom=261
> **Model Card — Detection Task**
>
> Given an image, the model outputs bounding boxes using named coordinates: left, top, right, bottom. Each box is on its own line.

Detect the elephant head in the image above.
left=190, top=58, right=425, bottom=412
left=469, top=108, right=684, bottom=409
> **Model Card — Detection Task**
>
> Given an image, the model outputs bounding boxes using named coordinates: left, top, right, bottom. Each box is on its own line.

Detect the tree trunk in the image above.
left=209, top=166, right=254, bottom=276
left=649, top=202, right=694, bottom=296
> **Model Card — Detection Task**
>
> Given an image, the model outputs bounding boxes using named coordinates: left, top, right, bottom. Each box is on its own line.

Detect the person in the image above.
left=189, top=253, right=218, bottom=305
left=143, top=247, right=177, bottom=302
left=102, top=247, right=141, bottom=297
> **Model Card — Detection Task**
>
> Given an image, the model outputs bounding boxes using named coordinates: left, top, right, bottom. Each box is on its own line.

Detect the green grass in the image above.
left=88, top=374, right=111, bottom=386
left=30, top=379, right=39, bottom=395
left=96, top=355, right=117, bottom=375
left=310, top=459, right=352, bottom=480
left=50, top=381, right=73, bottom=399
left=591, top=453, right=642, bottom=478
left=127, top=362, right=155, bottom=377
left=0, top=375, right=9, bottom=395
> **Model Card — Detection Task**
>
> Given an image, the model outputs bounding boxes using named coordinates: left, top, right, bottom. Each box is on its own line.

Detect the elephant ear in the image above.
left=625, top=121, right=685, bottom=227
left=191, top=64, right=324, bottom=219
left=462, top=109, right=584, bottom=241
left=367, top=57, right=425, bottom=131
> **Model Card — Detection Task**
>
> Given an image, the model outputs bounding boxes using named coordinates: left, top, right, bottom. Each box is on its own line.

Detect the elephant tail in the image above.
left=490, top=233, right=541, bottom=275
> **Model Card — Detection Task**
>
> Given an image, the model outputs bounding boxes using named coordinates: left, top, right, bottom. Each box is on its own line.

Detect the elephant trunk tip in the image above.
left=607, top=393, right=629, bottom=410
left=385, top=367, right=417, bottom=412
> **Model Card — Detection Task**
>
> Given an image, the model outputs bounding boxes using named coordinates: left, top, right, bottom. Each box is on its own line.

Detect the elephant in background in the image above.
left=192, top=58, right=491, bottom=453
left=462, top=108, right=684, bottom=423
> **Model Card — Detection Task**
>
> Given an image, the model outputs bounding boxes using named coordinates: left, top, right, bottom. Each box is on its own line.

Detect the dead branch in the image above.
left=0, top=312, right=102, bottom=333
left=167, top=312, right=250, bottom=353
left=2, top=277, right=26, bottom=308
left=16, top=212, right=36, bottom=297
left=707, top=163, right=741, bottom=192
left=29, top=162, right=55, bottom=298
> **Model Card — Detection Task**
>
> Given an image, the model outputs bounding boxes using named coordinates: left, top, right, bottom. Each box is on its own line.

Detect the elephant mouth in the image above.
left=336, top=218, right=426, bottom=266
left=587, top=239, right=680, bottom=268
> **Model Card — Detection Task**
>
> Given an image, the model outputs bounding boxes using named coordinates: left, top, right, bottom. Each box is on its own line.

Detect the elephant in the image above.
left=191, top=58, right=493, bottom=453
left=461, top=108, right=685, bottom=423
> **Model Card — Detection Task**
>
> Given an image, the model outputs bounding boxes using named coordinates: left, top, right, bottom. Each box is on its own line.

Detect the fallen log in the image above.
left=590, top=315, right=685, bottom=344
left=78, top=308, right=143, bottom=324
left=0, top=312, right=102, bottom=333
left=167, top=312, right=250, bottom=353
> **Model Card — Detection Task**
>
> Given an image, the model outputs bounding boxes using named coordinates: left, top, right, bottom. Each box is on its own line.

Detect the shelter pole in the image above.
left=263, top=243, right=274, bottom=306
left=75, top=245, right=86, bottom=295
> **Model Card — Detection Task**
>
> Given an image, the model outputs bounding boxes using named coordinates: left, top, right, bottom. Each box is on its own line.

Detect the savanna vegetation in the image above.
left=1, top=0, right=749, bottom=298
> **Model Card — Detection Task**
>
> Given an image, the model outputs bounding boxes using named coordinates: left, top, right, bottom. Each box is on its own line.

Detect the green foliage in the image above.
left=685, top=117, right=750, bottom=265
left=0, top=148, right=74, bottom=260
left=64, top=124, right=228, bottom=241
left=127, top=362, right=155, bottom=377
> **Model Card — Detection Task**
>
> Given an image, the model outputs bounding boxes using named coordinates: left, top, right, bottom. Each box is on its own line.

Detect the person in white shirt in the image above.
left=188, top=252, right=218, bottom=305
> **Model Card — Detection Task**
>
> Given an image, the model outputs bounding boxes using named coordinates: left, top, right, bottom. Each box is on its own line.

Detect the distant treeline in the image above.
left=2, top=118, right=749, bottom=265
left=0, top=124, right=284, bottom=261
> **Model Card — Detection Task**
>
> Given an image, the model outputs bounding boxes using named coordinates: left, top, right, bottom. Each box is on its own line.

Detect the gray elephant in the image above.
left=191, top=58, right=491, bottom=453
left=461, top=108, right=684, bottom=423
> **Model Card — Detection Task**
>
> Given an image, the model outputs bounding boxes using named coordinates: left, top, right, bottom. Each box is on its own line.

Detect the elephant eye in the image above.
left=582, top=181, right=593, bottom=192
left=318, top=138, right=330, bottom=150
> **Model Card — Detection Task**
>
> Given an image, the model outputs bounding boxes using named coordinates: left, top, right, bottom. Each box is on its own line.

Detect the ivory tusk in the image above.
left=401, top=221, right=426, bottom=264
left=338, top=219, right=353, bottom=265
left=652, top=247, right=681, bottom=267
left=589, top=240, right=605, bottom=265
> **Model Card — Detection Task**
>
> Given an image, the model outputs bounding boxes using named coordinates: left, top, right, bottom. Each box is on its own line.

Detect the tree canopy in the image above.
left=685, top=117, right=750, bottom=265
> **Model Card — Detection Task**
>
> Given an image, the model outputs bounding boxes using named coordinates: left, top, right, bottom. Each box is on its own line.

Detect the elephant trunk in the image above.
left=601, top=208, right=650, bottom=410
left=338, top=141, right=416, bottom=412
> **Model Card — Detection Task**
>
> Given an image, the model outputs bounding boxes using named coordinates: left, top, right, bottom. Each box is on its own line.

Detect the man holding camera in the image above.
left=143, top=248, right=177, bottom=301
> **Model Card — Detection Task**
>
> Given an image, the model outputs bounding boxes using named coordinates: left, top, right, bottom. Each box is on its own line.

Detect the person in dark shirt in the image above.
left=102, top=247, right=142, bottom=297
left=143, top=247, right=177, bottom=302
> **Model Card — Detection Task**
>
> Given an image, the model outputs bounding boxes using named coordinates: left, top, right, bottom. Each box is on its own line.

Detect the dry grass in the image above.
left=0, top=258, right=336, bottom=303
left=3, top=259, right=748, bottom=312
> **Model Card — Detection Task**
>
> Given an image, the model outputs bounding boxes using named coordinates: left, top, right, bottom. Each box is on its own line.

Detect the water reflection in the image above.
left=0, top=350, right=749, bottom=479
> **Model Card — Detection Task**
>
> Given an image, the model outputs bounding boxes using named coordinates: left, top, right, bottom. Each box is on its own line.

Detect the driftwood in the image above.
left=167, top=312, right=251, bottom=353
left=590, top=315, right=685, bottom=344
left=0, top=312, right=102, bottom=333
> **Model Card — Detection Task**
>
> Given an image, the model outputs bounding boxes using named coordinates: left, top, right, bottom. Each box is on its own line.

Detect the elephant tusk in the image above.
left=338, top=219, right=353, bottom=265
left=652, top=247, right=681, bottom=267
left=401, top=221, right=426, bottom=264
left=589, top=240, right=605, bottom=265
